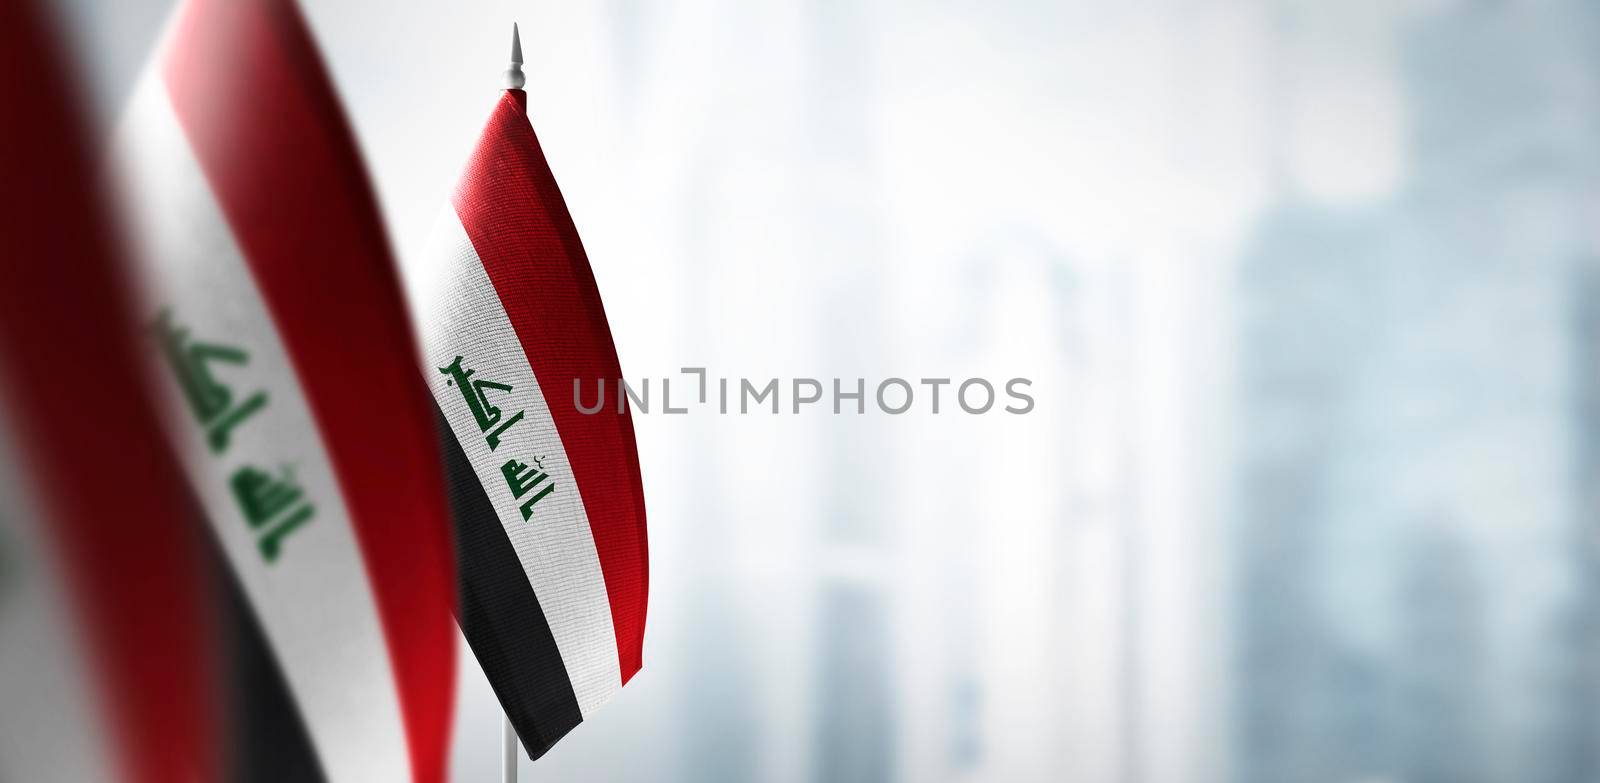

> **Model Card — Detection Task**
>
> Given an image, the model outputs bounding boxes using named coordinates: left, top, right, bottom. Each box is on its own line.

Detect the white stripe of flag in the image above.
left=114, top=74, right=412, bottom=783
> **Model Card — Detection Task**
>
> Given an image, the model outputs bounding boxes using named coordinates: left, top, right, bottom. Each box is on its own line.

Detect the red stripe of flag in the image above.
left=452, top=91, right=649, bottom=683
left=160, top=1, right=456, bottom=779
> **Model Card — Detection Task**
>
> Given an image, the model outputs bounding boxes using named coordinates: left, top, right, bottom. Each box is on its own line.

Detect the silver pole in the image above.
left=500, top=22, right=526, bottom=783
left=504, top=23, right=525, bottom=90
left=501, top=712, right=518, bottom=783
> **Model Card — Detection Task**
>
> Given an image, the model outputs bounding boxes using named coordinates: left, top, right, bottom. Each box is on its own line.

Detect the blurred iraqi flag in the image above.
left=111, top=1, right=457, bottom=781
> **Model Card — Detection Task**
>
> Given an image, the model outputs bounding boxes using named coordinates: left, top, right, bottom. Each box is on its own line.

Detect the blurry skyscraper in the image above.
left=804, top=2, right=897, bottom=781
left=1233, top=1, right=1600, bottom=781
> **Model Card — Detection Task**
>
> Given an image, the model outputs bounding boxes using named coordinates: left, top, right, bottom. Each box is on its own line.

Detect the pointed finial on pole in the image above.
left=504, top=23, right=526, bottom=90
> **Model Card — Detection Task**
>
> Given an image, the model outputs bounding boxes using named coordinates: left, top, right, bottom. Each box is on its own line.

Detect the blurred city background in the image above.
left=45, top=0, right=1600, bottom=780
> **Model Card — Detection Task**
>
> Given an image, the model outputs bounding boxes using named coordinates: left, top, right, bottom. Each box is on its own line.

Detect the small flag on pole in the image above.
left=412, top=23, right=650, bottom=761
left=112, top=1, right=457, bottom=781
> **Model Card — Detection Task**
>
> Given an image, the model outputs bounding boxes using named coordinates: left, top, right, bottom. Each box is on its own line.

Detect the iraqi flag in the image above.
left=111, top=1, right=457, bottom=782
left=410, top=26, right=649, bottom=761
left=0, top=3, right=218, bottom=781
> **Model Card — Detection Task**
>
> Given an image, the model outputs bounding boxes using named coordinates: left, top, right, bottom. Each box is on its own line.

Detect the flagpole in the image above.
left=501, top=712, right=519, bottom=783
left=498, top=23, right=526, bottom=783
left=505, top=23, right=526, bottom=91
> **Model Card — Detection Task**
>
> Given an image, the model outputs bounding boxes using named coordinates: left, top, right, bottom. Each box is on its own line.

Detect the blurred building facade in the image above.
left=1232, top=1, right=1600, bottom=782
